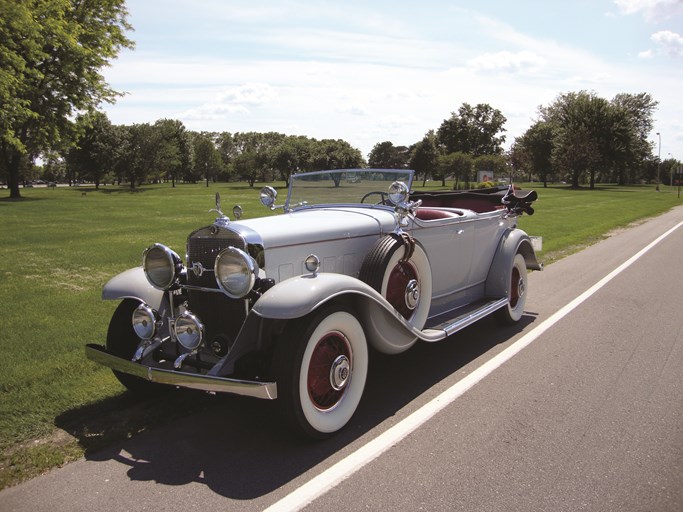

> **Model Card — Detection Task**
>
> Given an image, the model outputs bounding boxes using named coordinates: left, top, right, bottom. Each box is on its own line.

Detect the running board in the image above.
left=419, top=298, right=508, bottom=342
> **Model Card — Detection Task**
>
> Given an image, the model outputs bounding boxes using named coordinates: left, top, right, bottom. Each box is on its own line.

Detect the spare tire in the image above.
left=359, top=233, right=432, bottom=330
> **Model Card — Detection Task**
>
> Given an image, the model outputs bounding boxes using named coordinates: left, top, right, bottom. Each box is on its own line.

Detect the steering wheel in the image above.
left=360, top=191, right=389, bottom=205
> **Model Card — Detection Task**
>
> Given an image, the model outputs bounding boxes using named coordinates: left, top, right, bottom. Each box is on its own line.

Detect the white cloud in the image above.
left=613, top=0, right=683, bottom=21
left=217, top=83, right=277, bottom=105
left=651, top=29, right=683, bottom=57
left=467, top=50, right=545, bottom=73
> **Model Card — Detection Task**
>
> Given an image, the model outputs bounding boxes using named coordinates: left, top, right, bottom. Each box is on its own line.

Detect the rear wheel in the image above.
left=275, top=305, right=368, bottom=439
left=495, top=253, right=528, bottom=325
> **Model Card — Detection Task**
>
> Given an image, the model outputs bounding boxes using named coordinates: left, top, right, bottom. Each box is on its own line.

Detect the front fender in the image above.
left=485, top=228, right=542, bottom=298
left=252, top=273, right=422, bottom=354
left=102, top=267, right=164, bottom=310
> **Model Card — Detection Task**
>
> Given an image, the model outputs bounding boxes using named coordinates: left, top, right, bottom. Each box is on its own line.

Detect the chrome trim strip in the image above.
left=423, top=298, right=509, bottom=340
left=181, top=284, right=225, bottom=293
left=85, top=344, right=277, bottom=400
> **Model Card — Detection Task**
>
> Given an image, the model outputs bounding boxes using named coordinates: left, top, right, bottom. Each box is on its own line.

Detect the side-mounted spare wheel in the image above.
left=274, top=305, right=369, bottom=439
left=359, top=233, right=432, bottom=330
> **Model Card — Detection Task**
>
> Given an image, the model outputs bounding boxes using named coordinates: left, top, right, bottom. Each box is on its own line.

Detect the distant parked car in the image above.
left=86, top=169, right=541, bottom=438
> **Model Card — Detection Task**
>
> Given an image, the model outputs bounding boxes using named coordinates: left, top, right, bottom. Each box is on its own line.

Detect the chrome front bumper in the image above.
left=85, top=344, right=277, bottom=400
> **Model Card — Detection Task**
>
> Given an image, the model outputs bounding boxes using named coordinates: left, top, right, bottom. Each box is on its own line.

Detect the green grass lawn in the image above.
left=0, top=180, right=680, bottom=488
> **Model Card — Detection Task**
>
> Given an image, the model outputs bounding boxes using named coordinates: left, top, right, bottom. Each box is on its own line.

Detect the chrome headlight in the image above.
left=132, top=303, right=158, bottom=340
left=388, top=180, right=409, bottom=205
left=142, top=243, right=183, bottom=290
left=260, top=186, right=277, bottom=208
left=173, top=311, right=204, bottom=350
left=214, top=247, right=258, bottom=298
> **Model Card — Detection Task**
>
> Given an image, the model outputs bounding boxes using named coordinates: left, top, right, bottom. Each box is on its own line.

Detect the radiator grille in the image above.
left=186, top=226, right=246, bottom=288
left=185, top=225, right=248, bottom=359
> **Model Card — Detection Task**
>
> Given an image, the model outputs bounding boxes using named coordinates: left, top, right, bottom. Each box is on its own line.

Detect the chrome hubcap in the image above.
left=404, top=279, right=420, bottom=310
left=329, top=355, right=350, bottom=391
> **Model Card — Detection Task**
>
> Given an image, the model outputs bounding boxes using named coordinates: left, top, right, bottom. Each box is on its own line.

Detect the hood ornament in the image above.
left=210, top=192, right=230, bottom=226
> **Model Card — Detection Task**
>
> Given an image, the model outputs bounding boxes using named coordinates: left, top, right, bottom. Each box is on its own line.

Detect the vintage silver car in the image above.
left=86, top=169, right=541, bottom=438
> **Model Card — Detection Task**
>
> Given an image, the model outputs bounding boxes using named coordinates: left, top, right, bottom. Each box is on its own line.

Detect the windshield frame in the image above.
left=285, top=168, right=415, bottom=212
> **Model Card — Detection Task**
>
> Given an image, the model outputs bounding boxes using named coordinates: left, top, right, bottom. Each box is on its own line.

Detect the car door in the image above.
left=410, top=212, right=476, bottom=315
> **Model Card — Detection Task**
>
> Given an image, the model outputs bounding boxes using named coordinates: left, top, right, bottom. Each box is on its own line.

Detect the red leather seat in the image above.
left=415, top=208, right=462, bottom=221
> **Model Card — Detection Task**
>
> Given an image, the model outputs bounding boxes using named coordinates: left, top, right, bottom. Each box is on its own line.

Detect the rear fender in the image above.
left=102, top=267, right=164, bottom=310
left=485, top=229, right=542, bottom=298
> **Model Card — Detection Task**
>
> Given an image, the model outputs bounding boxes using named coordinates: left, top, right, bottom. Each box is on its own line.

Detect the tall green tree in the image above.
left=437, top=103, right=507, bottom=157
left=271, top=135, right=314, bottom=186
left=0, top=0, right=133, bottom=198
left=513, top=121, right=554, bottom=186
left=64, top=111, right=119, bottom=188
left=368, top=141, right=411, bottom=169
left=310, top=139, right=364, bottom=172
left=609, top=93, right=658, bottom=185
left=191, top=132, right=222, bottom=186
left=410, top=131, right=439, bottom=186
left=154, top=119, right=190, bottom=187
left=540, top=91, right=658, bottom=188
left=434, top=151, right=474, bottom=188
left=116, top=123, right=165, bottom=189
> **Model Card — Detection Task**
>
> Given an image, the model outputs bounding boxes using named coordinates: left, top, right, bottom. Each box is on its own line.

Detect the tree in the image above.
left=271, top=136, right=314, bottom=186
left=191, top=132, right=222, bottom=186
left=410, top=131, right=439, bottom=186
left=539, top=91, right=658, bottom=188
left=609, top=93, right=658, bottom=185
left=0, top=0, right=133, bottom=198
left=117, top=123, right=166, bottom=189
left=216, top=132, right=236, bottom=181
left=435, top=152, right=473, bottom=189
left=310, top=139, right=364, bottom=178
left=368, top=141, right=411, bottom=169
left=154, top=119, right=190, bottom=187
left=437, top=103, right=507, bottom=157
left=514, top=121, right=554, bottom=186
left=64, top=111, right=119, bottom=188
left=541, top=91, right=611, bottom=188
left=474, top=154, right=507, bottom=181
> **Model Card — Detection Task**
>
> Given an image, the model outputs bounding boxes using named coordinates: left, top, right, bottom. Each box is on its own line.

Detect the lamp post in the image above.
left=668, top=153, right=672, bottom=189
left=656, top=132, right=661, bottom=192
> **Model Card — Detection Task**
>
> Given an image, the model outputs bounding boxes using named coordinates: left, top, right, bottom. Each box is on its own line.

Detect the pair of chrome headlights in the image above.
left=132, top=302, right=203, bottom=351
left=141, top=243, right=258, bottom=299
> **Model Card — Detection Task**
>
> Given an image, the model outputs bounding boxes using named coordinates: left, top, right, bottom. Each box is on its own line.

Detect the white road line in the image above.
left=264, top=220, right=683, bottom=512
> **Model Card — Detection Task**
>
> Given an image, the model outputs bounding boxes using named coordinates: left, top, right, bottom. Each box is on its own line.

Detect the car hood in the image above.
left=233, top=207, right=397, bottom=249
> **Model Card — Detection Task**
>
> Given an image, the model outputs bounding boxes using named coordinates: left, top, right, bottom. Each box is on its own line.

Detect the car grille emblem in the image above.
left=191, top=261, right=208, bottom=277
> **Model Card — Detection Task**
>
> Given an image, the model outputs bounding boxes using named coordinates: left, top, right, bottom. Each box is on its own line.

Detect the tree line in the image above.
left=2, top=0, right=678, bottom=198
left=45, top=114, right=364, bottom=189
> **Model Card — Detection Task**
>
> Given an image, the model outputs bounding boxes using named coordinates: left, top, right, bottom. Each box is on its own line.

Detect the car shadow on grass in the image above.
left=57, top=313, right=537, bottom=500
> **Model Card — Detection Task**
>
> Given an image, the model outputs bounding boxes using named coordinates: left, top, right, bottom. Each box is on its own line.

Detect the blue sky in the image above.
left=102, top=0, right=683, bottom=160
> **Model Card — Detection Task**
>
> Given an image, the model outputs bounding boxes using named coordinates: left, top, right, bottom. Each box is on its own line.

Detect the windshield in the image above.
left=286, top=169, right=414, bottom=210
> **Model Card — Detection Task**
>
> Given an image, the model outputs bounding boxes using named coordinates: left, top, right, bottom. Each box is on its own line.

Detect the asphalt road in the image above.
left=1, top=205, right=682, bottom=512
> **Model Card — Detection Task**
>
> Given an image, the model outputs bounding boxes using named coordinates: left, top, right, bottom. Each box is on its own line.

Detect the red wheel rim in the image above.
left=510, top=266, right=521, bottom=308
left=307, top=332, right=352, bottom=410
left=386, top=261, right=418, bottom=319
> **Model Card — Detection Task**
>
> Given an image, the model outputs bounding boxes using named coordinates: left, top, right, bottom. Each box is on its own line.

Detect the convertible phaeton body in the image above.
left=86, top=169, right=541, bottom=438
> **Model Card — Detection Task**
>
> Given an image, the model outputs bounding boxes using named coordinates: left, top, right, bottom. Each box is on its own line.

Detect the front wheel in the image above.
left=275, top=305, right=368, bottom=439
left=106, top=299, right=160, bottom=393
left=495, top=253, right=528, bottom=325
